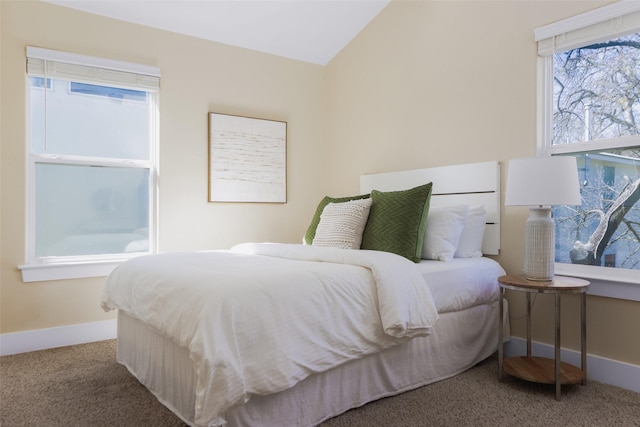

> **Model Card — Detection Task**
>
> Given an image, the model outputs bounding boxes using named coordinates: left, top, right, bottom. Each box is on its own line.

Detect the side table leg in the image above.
left=499, top=288, right=504, bottom=380
left=555, top=293, right=561, bottom=400
left=526, top=292, right=532, bottom=357
left=581, top=292, right=587, bottom=386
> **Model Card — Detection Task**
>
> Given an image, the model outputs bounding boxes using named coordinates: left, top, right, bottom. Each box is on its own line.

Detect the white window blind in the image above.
left=26, top=46, right=160, bottom=91
left=535, top=1, right=640, bottom=56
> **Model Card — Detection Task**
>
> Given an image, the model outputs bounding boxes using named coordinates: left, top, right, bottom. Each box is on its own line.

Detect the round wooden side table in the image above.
left=497, top=274, right=590, bottom=400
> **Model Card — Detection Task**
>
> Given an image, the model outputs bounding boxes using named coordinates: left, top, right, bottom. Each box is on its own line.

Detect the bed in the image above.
left=101, top=160, right=509, bottom=427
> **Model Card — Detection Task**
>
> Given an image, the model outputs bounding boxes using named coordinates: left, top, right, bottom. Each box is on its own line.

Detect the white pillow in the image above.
left=312, top=198, right=372, bottom=249
left=422, top=205, right=468, bottom=262
left=455, top=204, right=487, bottom=258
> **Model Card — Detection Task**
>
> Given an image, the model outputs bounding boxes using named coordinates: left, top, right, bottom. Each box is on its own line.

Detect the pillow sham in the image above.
left=361, top=183, right=433, bottom=263
left=304, top=194, right=370, bottom=245
left=421, top=205, right=468, bottom=262
left=312, top=198, right=373, bottom=249
left=455, top=204, right=487, bottom=258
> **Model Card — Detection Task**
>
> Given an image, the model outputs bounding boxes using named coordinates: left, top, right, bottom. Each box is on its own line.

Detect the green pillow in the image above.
left=304, top=194, right=370, bottom=245
left=361, top=183, right=433, bottom=263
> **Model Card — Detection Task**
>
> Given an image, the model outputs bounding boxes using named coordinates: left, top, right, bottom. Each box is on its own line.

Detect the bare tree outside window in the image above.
left=552, top=33, right=640, bottom=271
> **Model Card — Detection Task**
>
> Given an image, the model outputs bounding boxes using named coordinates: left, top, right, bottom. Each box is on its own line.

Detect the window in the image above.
left=536, top=3, right=640, bottom=288
left=20, top=47, right=160, bottom=282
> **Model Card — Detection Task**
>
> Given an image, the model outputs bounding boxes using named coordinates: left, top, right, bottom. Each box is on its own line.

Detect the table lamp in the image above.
left=505, top=157, right=582, bottom=281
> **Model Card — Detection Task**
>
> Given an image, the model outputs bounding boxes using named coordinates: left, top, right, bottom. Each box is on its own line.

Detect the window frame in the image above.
left=19, top=48, right=160, bottom=283
left=535, top=2, right=640, bottom=297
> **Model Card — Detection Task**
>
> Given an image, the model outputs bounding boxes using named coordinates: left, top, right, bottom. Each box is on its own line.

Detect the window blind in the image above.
left=536, top=2, right=640, bottom=56
left=26, top=46, right=160, bottom=92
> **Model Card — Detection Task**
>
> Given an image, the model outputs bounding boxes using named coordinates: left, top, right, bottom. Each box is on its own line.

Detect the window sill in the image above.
left=19, top=260, right=122, bottom=282
left=555, top=263, right=640, bottom=302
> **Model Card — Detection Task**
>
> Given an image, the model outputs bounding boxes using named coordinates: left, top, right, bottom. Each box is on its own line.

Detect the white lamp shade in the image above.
left=505, top=156, right=582, bottom=206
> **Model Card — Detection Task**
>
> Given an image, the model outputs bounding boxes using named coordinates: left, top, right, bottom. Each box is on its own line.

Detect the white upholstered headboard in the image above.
left=360, top=161, right=500, bottom=255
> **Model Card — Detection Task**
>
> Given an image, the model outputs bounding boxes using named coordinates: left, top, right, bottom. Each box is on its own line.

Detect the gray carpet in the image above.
left=1, top=340, right=638, bottom=427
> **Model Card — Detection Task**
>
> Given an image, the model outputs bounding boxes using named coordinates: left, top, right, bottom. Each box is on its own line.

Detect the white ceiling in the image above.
left=44, top=0, right=391, bottom=65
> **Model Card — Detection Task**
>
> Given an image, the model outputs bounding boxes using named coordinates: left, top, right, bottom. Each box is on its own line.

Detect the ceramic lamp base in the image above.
left=524, top=207, right=555, bottom=281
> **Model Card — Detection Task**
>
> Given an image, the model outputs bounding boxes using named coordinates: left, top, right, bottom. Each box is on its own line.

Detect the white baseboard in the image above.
left=504, top=336, right=640, bottom=393
left=0, top=319, right=117, bottom=356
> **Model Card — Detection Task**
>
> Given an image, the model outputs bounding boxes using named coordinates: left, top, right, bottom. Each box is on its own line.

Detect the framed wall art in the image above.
left=208, top=112, right=287, bottom=203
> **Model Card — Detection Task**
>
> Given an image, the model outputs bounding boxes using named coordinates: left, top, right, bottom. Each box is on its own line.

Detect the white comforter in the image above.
left=101, top=243, right=439, bottom=426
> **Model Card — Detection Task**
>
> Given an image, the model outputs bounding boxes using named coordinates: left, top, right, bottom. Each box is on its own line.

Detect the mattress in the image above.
left=116, top=256, right=508, bottom=427
left=416, top=257, right=506, bottom=313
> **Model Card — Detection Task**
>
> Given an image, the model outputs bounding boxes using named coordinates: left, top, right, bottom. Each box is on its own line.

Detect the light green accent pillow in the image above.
left=361, top=183, right=433, bottom=263
left=304, top=194, right=370, bottom=245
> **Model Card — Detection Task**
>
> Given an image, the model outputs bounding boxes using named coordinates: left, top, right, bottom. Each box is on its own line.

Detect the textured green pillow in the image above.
left=304, top=194, right=370, bottom=245
left=361, top=183, right=433, bottom=263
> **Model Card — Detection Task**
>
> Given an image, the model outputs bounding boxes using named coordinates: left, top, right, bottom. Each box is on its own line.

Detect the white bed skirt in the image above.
left=117, top=299, right=509, bottom=427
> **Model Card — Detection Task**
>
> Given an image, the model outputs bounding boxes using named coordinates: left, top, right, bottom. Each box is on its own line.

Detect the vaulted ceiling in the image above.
left=44, top=0, right=391, bottom=65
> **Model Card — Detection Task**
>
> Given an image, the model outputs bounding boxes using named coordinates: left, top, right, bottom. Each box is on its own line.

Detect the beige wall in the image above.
left=1, top=0, right=638, bottom=367
left=0, top=1, right=325, bottom=333
left=325, top=0, right=640, bottom=365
